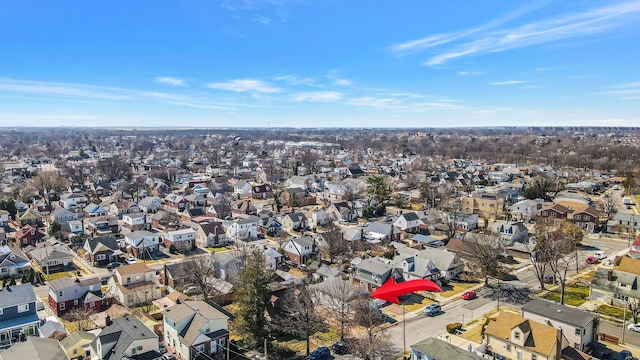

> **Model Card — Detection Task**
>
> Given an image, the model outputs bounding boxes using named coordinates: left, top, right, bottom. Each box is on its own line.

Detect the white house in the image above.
left=0, top=210, right=9, bottom=227
left=393, top=212, right=423, bottom=235
left=510, top=199, right=538, bottom=222
left=162, top=300, right=229, bottom=360
left=225, top=217, right=258, bottom=241
left=492, top=221, right=528, bottom=245
left=59, top=193, right=88, bottom=209
left=233, top=181, right=252, bottom=198
left=108, top=263, right=161, bottom=307
left=163, top=228, right=196, bottom=251
left=138, top=196, right=161, bottom=213
left=283, top=236, right=317, bottom=265
left=123, top=230, right=160, bottom=259
left=122, top=213, right=151, bottom=231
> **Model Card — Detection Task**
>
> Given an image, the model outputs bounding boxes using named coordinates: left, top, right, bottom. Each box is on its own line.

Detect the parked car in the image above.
left=309, top=346, right=330, bottom=360
left=125, top=257, right=138, bottom=264
left=585, top=256, right=599, bottom=264
left=543, top=274, right=555, bottom=284
left=461, top=291, right=477, bottom=300
left=627, top=323, right=640, bottom=333
left=594, top=251, right=607, bottom=260
left=616, top=350, right=633, bottom=360
left=162, top=353, right=176, bottom=360
left=331, top=340, right=350, bottom=355
left=106, top=261, right=122, bottom=270
left=423, top=303, right=442, bottom=316
left=383, top=216, right=392, bottom=222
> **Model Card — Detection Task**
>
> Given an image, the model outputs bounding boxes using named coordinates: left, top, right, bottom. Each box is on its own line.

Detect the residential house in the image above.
left=326, top=201, right=356, bottom=221
left=281, top=212, right=309, bottom=232
left=280, top=188, right=315, bottom=207
left=108, top=200, right=141, bottom=219
left=0, top=210, right=10, bottom=227
left=539, top=203, right=571, bottom=228
left=455, top=214, right=479, bottom=232
left=16, top=224, right=47, bottom=248
left=233, top=180, right=252, bottom=199
left=0, top=284, right=41, bottom=347
left=108, top=263, right=162, bottom=307
left=607, top=212, right=640, bottom=235
left=160, top=261, right=194, bottom=289
left=264, top=247, right=283, bottom=270
left=138, top=196, right=161, bottom=213
left=163, top=228, right=196, bottom=252
left=122, top=213, right=151, bottom=231
left=365, top=222, right=401, bottom=242
left=83, top=235, right=120, bottom=266
left=38, top=316, right=68, bottom=339
left=194, top=221, right=228, bottom=248
left=628, top=235, right=640, bottom=259
left=485, top=312, right=563, bottom=360
left=162, top=300, right=230, bottom=360
left=392, top=249, right=440, bottom=282
left=18, top=208, right=43, bottom=227
left=50, top=206, right=80, bottom=224
left=353, top=257, right=403, bottom=292
left=417, top=247, right=465, bottom=279
left=207, top=203, right=233, bottom=220
left=462, top=192, right=505, bottom=218
left=28, top=245, right=74, bottom=272
left=492, top=221, right=529, bottom=245
left=123, top=230, right=160, bottom=259
left=60, top=330, right=96, bottom=360
left=285, top=175, right=313, bottom=190
left=411, top=337, right=484, bottom=360
left=258, top=216, right=282, bottom=236
left=305, top=208, right=330, bottom=229
left=521, top=299, right=598, bottom=352
left=251, top=183, right=273, bottom=200
left=0, top=246, right=31, bottom=277
left=59, top=193, right=88, bottom=209
left=86, top=216, right=118, bottom=236
left=393, top=212, right=422, bottom=238
left=510, top=199, right=538, bottom=222
left=232, top=199, right=257, bottom=216
left=225, top=217, right=259, bottom=241
left=283, top=236, right=317, bottom=265
left=571, top=207, right=601, bottom=233
left=164, top=194, right=187, bottom=212
left=590, top=257, right=640, bottom=305
left=48, top=276, right=103, bottom=315
left=347, top=167, right=365, bottom=178
left=83, top=203, right=108, bottom=218
left=184, top=194, right=207, bottom=209
left=0, top=337, right=68, bottom=360
left=90, top=316, right=161, bottom=360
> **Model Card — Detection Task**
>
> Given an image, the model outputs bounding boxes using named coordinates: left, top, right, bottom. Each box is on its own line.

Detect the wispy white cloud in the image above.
left=291, top=91, right=342, bottom=102
left=414, top=1, right=640, bottom=66
left=205, top=79, right=281, bottom=93
left=457, top=71, right=484, bottom=76
left=274, top=75, right=319, bottom=87
left=389, top=1, right=550, bottom=55
left=0, top=78, right=131, bottom=100
left=490, top=80, right=530, bottom=85
left=154, top=76, right=186, bottom=86
left=333, top=78, right=351, bottom=86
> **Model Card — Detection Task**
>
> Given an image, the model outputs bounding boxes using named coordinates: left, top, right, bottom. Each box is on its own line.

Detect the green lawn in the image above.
left=597, top=304, right=626, bottom=320
left=542, top=286, right=589, bottom=307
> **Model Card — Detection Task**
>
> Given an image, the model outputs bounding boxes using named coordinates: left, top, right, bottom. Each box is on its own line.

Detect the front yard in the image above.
left=439, top=281, right=480, bottom=298
left=542, top=286, right=590, bottom=307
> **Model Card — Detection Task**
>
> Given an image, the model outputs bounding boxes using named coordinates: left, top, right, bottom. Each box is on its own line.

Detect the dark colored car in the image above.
left=616, top=350, right=632, bottom=360
left=309, top=346, right=330, bottom=360
left=331, top=340, right=349, bottom=355
left=423, top=303, right=442, bottom=316
left=106, top=262, right=122, bottom=270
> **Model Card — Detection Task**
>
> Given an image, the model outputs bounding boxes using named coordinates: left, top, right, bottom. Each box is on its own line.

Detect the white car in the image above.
left=594, top=251, right=607, bottom=260
left=125, top=257, right=138, bottom=264
left=627, top=323, right=640, bottom=332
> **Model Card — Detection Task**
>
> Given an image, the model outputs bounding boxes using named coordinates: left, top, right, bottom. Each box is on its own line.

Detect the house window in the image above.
left=59, top=291, right=63, bottom=297
left=575, top=215, right=581, bottom=220
left=531, top=355, right=537, bottom=360
left=18, top=304, right=29, bottom=313
left=210, top=340, right=217, bottom=353
left=90, top=302, right=96, bottom=308
left=74, top=299, right=79, bottom=306
left=127, top=278, right=131, bottom=284
left=506, top=344, right=511, bottom=351
left=0, top=308, right=3, bottom=316
left=97, top=254, right=106, bottom=261
left=195, top=344, right=205, bottom=354
left=575, top=328, right=581, bottom=336
left=574, top=343, right=580, bottom=349
left=514, top=331, right=520, bottom=339
left=73, top=349, right=78, bottom=355
left=60, top=303, right=65, bottom=311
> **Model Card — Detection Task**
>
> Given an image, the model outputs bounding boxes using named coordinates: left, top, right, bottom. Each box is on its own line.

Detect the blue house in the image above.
left=0, top=283, right=41, bottom=347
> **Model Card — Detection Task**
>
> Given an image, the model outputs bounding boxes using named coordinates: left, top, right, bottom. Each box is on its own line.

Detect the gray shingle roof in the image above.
left=521, top=299, right=597, bottom=328
left=0, top=283, right=37, bottom=308
left=411, top=337, right=483, bottom=360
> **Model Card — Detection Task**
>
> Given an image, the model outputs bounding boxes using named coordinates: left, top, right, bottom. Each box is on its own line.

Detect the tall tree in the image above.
left=351, top=298, right=395, bottom=360
left=318, top=223, right=348, bottom=264
left=438, top=199, right=464, bottom=241
left=317, top=278, right=362, bottom=341
left=233, top=248, right=275, bottom=348
left=365, top=176, right=390, bottom=216
left=183, top=255, right=218, bottom=303
left=419, top=180, right=439, bottom=209
left=540, top=228, right=577, bottom=305
left=623, top=173, right=636, bottom=195
left=23, top=171, right=67, bottom=206
left=97, top=156, right=131, bottom=181
left=459, top=234, right=507, bottom=284
left=275, top=283, right=325, bottom=356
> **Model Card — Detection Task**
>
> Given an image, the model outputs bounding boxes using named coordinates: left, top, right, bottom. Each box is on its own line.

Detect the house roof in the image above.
left=399, top=212, right=420, bottom=221
left=417, top=247, right=459, bottom=271
left=291, top=236, right=314, bottom=247
left=485, top=312, right=558, bottom=357
left=0, top=336, right=68, bottom=360
left=163, top=300, right=229, bottom=346
left=85, top=235, right=119, bottom=253
left=29, top=246, right=73, bottom=262
left=95, top=317, right=158, bottom=360
left=411, top=337, right=483, bottom=360
left=116, top=262, right=152, bottom=276
left=48, top=276, right=101, bottom=291
left=616, top=256, right=640, bottom=275
left=521, top=299, right=596, bottom=328
left=0, top=283, right=37, bottom=308
left=60, top=330, right=95, bottom=349
left=356, top=257, right=393, bottom=276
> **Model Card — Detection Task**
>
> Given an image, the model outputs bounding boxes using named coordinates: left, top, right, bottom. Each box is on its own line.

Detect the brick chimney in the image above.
left=607, top=269, right=613, bottom=281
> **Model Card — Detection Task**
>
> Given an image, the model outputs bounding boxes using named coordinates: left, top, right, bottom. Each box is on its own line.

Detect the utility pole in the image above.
left=622, top=301, right=628, bottom=344
left=263, top=338, right=268, bottom=360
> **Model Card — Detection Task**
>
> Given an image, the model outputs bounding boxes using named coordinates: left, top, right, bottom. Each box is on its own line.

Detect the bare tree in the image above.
left=529, top=237, right=551, bottom=290
left=630, top=300, right=640, bottom=324
left=459, top=234, right=507, bottom=284
left=342, top=182, right=361, bottom=211
left=22, top=171, right=68, bottom=206
left=316, top=278, right=362, bottom=341
left=419, top=180, right=439, bottom=209
left=540, top=229, right=577, bottom=305
left=62, top=163, right=89, bottom=187
left=438, top=199, right=464, bottom=241
left=318, top=223, right=348, bottom=264
left=351, top=298, right=396, bottom=360
left=63, top=307, right=97, bottom=331
left=97, top=156, right=131, bottom=181
left=275, top=282, right=326, bottom=356
left=600, top=192, right=617, bottom=219
left=183, top=256, right=218, bottom=303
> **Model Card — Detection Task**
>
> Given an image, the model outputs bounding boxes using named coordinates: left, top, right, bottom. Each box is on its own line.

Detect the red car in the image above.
left=461, top=290, right=477, bottom=300
left=585, top=256, right=599, bottom=264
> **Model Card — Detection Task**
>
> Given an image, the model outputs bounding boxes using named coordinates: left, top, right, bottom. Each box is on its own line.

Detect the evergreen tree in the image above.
left=233, top=248, right=274, bottom=348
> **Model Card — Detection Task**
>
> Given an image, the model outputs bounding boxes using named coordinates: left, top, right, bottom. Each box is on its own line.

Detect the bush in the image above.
left=446, top=322, right=462, bottom=334
left=481, top=318, right=495, bottom=337
left=169, top=244, right=177, bottom=254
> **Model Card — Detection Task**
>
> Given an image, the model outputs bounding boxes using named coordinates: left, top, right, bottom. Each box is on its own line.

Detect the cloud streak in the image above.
left=154, top=76, right=186, bottom=86
left=490, top=80, right=530, bottom=85
left=205, top=79, right=281, bottom=93
left=391, top=1, right=640, bottom=66
left=291, top=91, right=342, bottom=102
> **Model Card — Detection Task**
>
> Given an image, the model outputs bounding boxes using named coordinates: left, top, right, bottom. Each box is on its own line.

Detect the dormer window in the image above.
left=514, top=331, right=520, bottom=339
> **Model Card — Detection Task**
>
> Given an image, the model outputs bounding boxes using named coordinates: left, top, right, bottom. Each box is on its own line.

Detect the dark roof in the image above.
left=95, top=317, right=157, bottom=360
left=0, top=337, right=68, bottom=360
left=0, top=283, right=37, bottom=308
left=85, top=235, right=119, bottom=252
left=411, top=337, right=483, bottom=360
left=186, top=207, right=206, bottom=217
left=521, top=299, right=597, bottom=328
left=401, top=212, right=420, bottom=221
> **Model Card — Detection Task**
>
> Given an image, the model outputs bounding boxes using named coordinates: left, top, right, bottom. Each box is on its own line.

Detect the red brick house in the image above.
left=571, top=207, right=601, bottom=233
left=538, top=204, right=570, bottom=227
left=251, top=184, right=273, bottom=200
left=16, top=224, right=47, bottom=248
left=48, top=276, right=104, bottom=315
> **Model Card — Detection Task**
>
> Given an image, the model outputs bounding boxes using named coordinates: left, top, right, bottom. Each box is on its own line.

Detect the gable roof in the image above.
left=485, top=312, right=558, bottom=357
left=522, top=299, right=596, bottom=328
left=163, top=300, right=229, bottom=346
left=0, top=337, right=67, bottom=360
left=616, top=256, right=640, bottom=275
left=85, top=235, right=119, bottom=253
left=95, top=316, right=158, bottom=360
left=116, top=262, right=152, bottom=276
left=411, top=337, right=483, bottom=360
left=0, top=283, right=37, bottom=308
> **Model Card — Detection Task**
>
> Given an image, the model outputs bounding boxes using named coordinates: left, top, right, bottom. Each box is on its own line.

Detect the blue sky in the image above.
left=1, top=0, right=639, bottom=128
